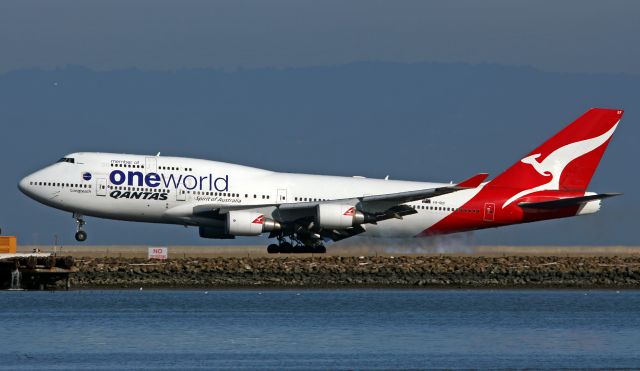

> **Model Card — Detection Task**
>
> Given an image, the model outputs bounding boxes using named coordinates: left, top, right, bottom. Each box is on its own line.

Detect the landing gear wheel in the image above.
left=73, top=213, right=87, bottom=242
left=75, top=230, right=87, bottom=242
left=267, top=244, right=279, bottom=254
left=313, top=245, right=327, bottom=254
left=279, top=241, right=294, bottom=253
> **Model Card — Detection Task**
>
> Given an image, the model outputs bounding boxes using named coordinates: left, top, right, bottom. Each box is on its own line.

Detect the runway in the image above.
left=18, top=244, right=640, bottom=258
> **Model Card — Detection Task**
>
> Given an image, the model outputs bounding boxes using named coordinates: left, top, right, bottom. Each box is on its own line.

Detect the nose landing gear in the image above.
left=73, top=213, right=87, bottom=242
left=75, top=230, right=87, bottom=242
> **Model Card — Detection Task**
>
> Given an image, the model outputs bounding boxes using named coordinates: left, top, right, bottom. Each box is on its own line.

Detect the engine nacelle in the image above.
left=199, top=226, right=235, bottom=239
left=316, top=204, right=365, bottom=229
left=226, top=210, right=281, bottom=236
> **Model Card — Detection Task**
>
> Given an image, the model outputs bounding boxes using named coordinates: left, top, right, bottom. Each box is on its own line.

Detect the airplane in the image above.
left=18, top=108, right=622, bottom=253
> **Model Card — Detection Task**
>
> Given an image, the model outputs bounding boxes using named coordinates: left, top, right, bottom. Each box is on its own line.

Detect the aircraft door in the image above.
left=176, top=189, right=186, bottom=201
left=483, top=202, right=495, bottom=222
left=145, top=157, right=157, bottom=172
left=96, top=178, right=107, bottom=196
left=277, top=189, right=288, bottom=204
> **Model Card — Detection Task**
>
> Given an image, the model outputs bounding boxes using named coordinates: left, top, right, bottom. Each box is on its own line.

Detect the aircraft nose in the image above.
left=18, top=176, right=30, bottom=195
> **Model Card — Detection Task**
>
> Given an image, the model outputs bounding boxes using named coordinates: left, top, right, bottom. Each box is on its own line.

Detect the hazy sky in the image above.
left=1, top=63, right=637, bottom=245
left=1, top=0, right=639, bottom=74
left=0, top=1, right=638, bottom=246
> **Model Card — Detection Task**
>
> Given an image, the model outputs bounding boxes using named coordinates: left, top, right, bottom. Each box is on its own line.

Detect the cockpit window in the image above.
left=57, top=157, right=75, bottom=164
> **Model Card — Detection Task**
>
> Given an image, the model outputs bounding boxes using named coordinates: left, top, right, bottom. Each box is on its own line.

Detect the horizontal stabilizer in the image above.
left=518, top=193, right=621, bottom=209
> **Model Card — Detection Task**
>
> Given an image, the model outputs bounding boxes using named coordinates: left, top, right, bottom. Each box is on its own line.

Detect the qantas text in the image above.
left=110, top=190, right=168, bottom=200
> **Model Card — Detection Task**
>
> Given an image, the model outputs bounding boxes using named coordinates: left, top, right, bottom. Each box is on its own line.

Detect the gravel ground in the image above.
left=68, top=255, right=640, bottom=289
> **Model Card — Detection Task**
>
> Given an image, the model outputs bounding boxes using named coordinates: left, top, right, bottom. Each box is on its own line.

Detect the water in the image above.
left=1, top=290, right=639, bottom=370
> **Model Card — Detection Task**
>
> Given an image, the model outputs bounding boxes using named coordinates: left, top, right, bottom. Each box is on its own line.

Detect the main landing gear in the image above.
left=73, top=213, right=87, bottom=242
left=267, top=237, right=326, bottom=254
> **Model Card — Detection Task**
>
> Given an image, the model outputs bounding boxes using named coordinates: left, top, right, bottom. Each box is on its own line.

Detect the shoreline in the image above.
left=64, top=255, right=640, bottom=290
left=69, top=284, right=640, bottom=289
left=19, top=244, right=640, bottom=258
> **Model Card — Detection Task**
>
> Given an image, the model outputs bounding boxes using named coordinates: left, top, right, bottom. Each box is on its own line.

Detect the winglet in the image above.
left=456, top=173, right=489, bottom=188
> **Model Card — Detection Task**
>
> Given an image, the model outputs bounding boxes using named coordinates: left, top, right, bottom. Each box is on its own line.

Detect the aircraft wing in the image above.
left=185, top=172, right=488, bottom=217
left=168, top=173, right=488, bottom=243
left=273, top=172, right=488, bottom=242
left=279, top=172, right=489, bottom=214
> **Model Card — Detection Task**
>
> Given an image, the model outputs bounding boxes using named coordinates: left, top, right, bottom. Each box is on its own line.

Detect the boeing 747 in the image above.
left=18, top=108, right=623, bottom=253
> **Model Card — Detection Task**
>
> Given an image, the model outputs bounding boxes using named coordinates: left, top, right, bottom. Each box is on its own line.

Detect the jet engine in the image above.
left=316, top=204, right=365, bottom=229
left=199, top=226, right=235, bottom=239
left=226, top=210, right=281, bottom=236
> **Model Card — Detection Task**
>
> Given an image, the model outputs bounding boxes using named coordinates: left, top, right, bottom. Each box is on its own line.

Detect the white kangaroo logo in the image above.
left=502, top=122, right=619, bottom=208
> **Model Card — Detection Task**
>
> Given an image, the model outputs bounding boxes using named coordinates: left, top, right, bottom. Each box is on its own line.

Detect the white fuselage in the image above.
left=18, top=152, right=481, bottom=238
